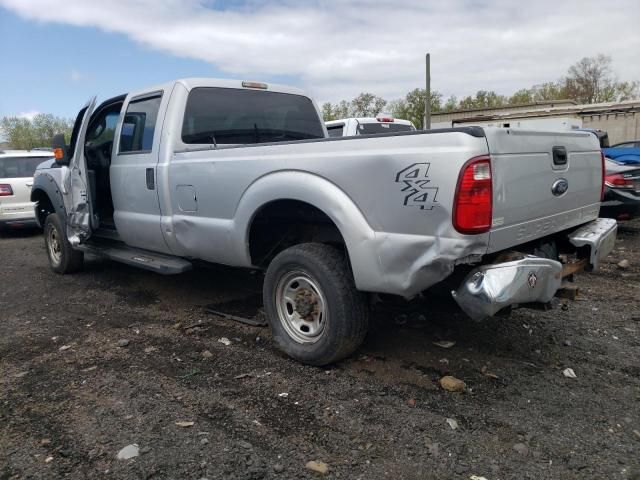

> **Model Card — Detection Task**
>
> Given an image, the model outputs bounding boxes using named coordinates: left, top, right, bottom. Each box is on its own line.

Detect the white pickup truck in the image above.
left=31, top=77, right=616, bottom=365
left=325, top=116, right=416, bottom=137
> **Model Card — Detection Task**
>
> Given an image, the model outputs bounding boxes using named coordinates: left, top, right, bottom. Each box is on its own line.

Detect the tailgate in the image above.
left=485, top=128, right=602, bottom=252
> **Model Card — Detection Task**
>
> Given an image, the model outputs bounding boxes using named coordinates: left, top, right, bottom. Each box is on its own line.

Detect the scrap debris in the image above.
left=205, top=295, right=267, bottom=326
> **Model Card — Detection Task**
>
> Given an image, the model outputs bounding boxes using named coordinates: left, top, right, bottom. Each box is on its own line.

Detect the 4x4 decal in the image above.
left=395, top=163, right=439, bottom=210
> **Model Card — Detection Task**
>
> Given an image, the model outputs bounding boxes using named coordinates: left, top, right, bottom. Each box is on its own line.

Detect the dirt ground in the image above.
left=1, top=221, right=639, bottom=480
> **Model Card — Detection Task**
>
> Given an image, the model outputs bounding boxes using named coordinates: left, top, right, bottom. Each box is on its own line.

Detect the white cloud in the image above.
left=17, top=110, right=41, bottom=121
left=69, top=69, right=85, bottom=82
left=1, top=0, right=639, bottom=104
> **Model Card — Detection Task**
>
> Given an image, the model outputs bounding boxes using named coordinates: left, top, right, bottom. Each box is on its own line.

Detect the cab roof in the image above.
left=126, top=77, right=309, bottom=100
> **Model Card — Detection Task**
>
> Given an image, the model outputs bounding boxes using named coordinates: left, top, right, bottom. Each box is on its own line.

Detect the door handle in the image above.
left=146, top=168, right=155, bottom=190
left=552, top=146, right=567, bottom=166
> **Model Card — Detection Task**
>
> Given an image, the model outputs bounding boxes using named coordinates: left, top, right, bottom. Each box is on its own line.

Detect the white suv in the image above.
left=0, top=150, right=53, bottom=229
left=325, top=116, right=417, bottom=137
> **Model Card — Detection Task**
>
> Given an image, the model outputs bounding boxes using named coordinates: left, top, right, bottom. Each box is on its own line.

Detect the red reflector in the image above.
left=0, top=184, right=13, bottom=196
left=453, top=156, right=492, bottom=234
left=604, top=173, right=634, bottom=189
left=376, top=117, right=394, bottom=123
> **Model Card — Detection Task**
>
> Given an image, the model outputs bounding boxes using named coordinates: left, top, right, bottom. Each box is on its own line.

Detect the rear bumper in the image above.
left=567, top=217, right=617, bottom=271
left=452, top=218, right=617, bottom=320
left=600, top=189, right=640, bottom=220
left=452, top=256, right=563, bottom=320
left=0, top=217, right=38, bottom=229
left=0, top=209, right=37, bottom=229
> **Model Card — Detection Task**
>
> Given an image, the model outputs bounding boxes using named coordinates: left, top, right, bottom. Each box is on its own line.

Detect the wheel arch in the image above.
left=30, top=174, right=67, bottom=228
left=248, top=199, right=346, bottom=266
left=233, top=171, right=378, bottom=285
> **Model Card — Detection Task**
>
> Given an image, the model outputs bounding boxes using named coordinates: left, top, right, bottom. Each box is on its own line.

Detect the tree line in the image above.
left=322, top=55, right=639, bottom=129
left=0, top=114, right=73, bottom=151
left=2, top=55, right=638, bottom=149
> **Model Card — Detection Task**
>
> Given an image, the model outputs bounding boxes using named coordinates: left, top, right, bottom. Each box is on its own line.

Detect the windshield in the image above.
left=182, top=87, right=325, bottom=145
left=0, top=156, right=51, bottom=178
left=356, top=122, right=415, bottom=135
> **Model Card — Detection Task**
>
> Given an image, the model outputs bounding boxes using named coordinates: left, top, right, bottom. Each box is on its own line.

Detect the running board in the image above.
left=77, top=243, right=192, bottom=275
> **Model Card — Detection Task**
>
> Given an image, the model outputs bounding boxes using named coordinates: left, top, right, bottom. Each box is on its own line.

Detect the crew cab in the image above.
left=325, top=116, right=416, bottom=137
left=31, top=78, right=617, bottom=365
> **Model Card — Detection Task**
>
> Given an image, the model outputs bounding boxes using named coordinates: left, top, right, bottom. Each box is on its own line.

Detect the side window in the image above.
left=119, top=94, right=162, bottom=153
left=86, top=108, right=121, bottom=147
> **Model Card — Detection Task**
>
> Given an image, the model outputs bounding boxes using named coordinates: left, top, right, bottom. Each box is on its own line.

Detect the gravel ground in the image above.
left=1, top=220, right=639, bottom=480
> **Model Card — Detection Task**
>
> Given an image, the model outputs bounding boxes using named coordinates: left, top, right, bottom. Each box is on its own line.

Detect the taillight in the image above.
left=0, top=184, right=13, bottom=196
left=600, top=151, right=605, bottom=201
left=376, top=117, right=394, bottom=123
left=453, top=155, right=492, bottom=234
left=604, top=173, right=635, bottom=189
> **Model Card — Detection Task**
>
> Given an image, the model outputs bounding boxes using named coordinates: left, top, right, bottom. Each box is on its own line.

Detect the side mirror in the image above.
left=52, top=133, right=69, bottom=166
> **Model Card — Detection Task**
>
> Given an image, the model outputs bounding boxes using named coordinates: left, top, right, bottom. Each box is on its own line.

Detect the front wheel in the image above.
left=263, top=243, right=369, bottom=366
left=44, top=213, right=84, bottom=274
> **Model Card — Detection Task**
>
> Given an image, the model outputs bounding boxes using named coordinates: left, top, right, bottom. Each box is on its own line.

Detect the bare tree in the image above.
left=349, top=93, right=387, bottom=117
left=562, top=54, right=639, bottom=104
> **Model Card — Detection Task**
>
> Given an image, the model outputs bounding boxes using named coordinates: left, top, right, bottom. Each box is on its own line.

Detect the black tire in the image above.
left=44, top=213, right=84, bottom=274
left=263, top=243, right=369, bottom=366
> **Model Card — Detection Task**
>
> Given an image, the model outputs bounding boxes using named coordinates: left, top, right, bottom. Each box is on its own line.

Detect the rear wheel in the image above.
left=44, top=213, right=84, bottom=274
left=263, top=243, right=369, bottom=366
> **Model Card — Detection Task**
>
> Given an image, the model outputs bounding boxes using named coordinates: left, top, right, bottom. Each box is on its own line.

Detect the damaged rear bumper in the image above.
left=451, top=256, right=563, bottom=321
left=452, top=218, right=617, bottom=321
left=567, top=217, right=618, bottom=271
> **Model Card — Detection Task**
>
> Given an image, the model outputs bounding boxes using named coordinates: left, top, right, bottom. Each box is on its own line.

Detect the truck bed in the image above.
left=162, top=125, right=603, bottom=296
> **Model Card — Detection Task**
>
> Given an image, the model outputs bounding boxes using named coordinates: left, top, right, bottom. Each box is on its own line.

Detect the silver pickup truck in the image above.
left=31, top=78, right=617, bottom=365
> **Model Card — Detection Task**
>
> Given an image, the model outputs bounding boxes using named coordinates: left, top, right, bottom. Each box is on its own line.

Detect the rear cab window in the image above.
left=181, top=87, right=325, bottom=145
left=0, top=156, right=52, bottom=178
left=119, top=94, right=162, bottom=153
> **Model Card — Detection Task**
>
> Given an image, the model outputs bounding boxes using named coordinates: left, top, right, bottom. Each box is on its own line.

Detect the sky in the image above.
left=1, top=0, right=639, bottom=120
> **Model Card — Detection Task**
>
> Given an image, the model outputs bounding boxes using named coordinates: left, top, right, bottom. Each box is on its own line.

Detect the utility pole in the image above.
left=424, top=53, right=431, bottom=130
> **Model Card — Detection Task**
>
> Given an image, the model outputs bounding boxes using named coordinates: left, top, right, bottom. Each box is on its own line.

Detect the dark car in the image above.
left=600, top=158, right=640, bottom=220
left=611, top=140, right=640, bottom=149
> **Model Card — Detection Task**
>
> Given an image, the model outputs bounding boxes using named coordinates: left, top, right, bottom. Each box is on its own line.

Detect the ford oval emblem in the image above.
left=551, top=178, right=569, bottom=196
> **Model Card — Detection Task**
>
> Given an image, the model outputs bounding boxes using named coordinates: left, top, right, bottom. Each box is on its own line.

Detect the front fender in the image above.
left=232, top=171, right=381, bottom=290
left=30, top=169, right=67, bottom=227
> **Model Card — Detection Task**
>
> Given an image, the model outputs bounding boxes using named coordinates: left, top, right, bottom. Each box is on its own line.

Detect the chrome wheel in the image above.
left=275, top=270, right=327, bottom=344
left=47, top=224, right=62, bottom=267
